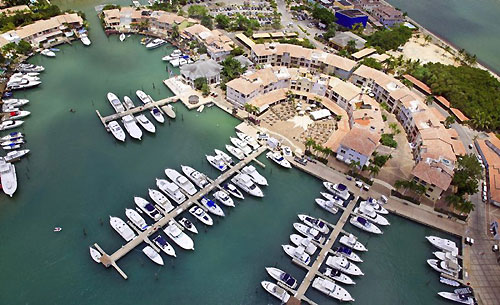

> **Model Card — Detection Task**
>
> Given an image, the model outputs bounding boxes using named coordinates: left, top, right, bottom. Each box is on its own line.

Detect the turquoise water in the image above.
left=0, top=1, right=460, bottom=304
left=387, top=0, right=500, bottom=74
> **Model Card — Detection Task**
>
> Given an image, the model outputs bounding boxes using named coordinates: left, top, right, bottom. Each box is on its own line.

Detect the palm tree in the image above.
left=425, top=95, right=434, bottom=105
left=458, top=200, right=475, bottom=214
left=349, top=160, right=361, bottom=174
left=424, top=34, right=432, bottom=45
left=368, top=165, right=380, bottom=177
left=323, top=147, right=333, bottom=159
left=305, top=137, right=316, bottom=153
left=445, top=194, right=462, bottom=211
left=312, top=143, right=323, bottom=156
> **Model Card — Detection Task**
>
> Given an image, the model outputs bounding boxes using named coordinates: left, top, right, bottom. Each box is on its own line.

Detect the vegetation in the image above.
left=367, top=25, right=412, bottom=51
left=244, top=103, right=259, bottom=115
left=395, top=179, right=426, bottom=196
left=102, top=4, right=120, bottom=10
left=201, top=15, right=213, bottom=30
left=444, top=116, right=456, bottom=128
left=220, top=56, right=246, bottom=90
left=230, top=46, right=244, bottom=57
left=277, top=38, right=315, bottom=49
left=388, top=122, right=401, bottom=135
left=380, top=133, right=397, bottom=148
left=193, top=77, right=209, bottom=96
left=372, top=153, right=392, bottom=167
left=1, top=1, right=63, bottom=33
left=445, top=154, right=483, bottom=214
left=304, top=137, right=333, bottom=162
left=187, top=5, right=208, bottom=18
left=2, top=40, right=32, bottom=56
left=215, top=14, right=231, bottom=29
left=311, top=4, right=336, bottom=26
left=360, top=57, right=383, bottom=71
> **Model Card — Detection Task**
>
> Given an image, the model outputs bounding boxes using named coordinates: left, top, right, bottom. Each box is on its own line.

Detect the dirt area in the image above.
left=388, top=35, right=457, bottom=66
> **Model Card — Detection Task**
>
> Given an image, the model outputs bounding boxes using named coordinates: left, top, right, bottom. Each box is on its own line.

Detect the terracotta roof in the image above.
left=226, top=78, right=260, bottom=95
left=249, top=88, right=287, bottom=108
left=403, top=74, right=432, bottom=95
left=435, top=96, right=450, bottom=109
left=447, top=128, right=459, bottom=139
left=339, top=127, right=381, bottom=156
left=411, top=160, right=453, bottom=191
left=450, top=108, right=469, bottom=122
left=429, top=107, right=446, bottom=122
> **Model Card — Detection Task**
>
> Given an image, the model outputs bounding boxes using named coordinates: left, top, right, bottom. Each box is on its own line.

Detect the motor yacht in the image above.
left=125, top=208, right=148, bottom=231
left=350, top=216, right=382, bottom=234
left=150, top=107, right=165, bottom=123
left=148, top=188, right=174, bottom=212
left=109, top=216, right=136, bottom=241
left=241, top=165, right=267, bottom=186
left=225, top=144, right=245, bottom=160
left=290, top=234, right=317, bottom=255
left=427, top=259, right=461, bottom=277
left=178, top=217, right=198, bottom=234
left=265, top=267, right=297, bottom=289
left=156, top=178, right=186, bottom=204
left=235, top=131, right=260, bottom=150
left=298, top=214, right=329, bottom=234
left=89, top=247, right=102, bottom=263
left=165, top=168, right=197, bottom=195
left=323, top=182, right=350, bottom=200
left=153, top=235, right=176, bottom=257
left=107, top=92, right=125, bottom=113
left=322, top=267, right=355, bottom=285
left=354, top=201, right=390, bottom=226
left=312, top=277, right=354, bottom=302
left=223, top=183, right=244, bottom=199
left=326, top=256, right=364, bottom=276
left=189, top=206, right=213, bottom=226
left=206, top=154, right=227, bottom=171
left=121, top=115, right=142, bottom=140
left=282, top=245, right=311, bottom=265
left=231, top=173, right=264, bottom=197
left=266, top=151, right=291, bottom=168
left=363, top=197, right=389, bottom=214
left=333, top=246, right=363, bottom=263
left=438, top=288, right=475, bottom=305
left=230, top=137, right=252, bottom=155
left=108, top=121, right=126, bottom=142
left=261, top=281, right=290, bottom=303
left=17, top=64, right=44, bottom=73
left=426, top=236, right=459, bottom=256
left=6, top=110, right=30, bottom=120
left=181, top=165, right=209, bottom=189
left=213, top=190, right=235, bottom=207
left=0, top=158, right=17, bottom=196
left=122, top=96, right=135, bottom=110
left=4, top=149, right=30, bottom=163
left=119, top=33, right=126, bottom=42
left=163, top=221, right=194, bottom=250
left=293, top=223, right=325, bottom=244
left=339, top=234, right=367, bottom=252
left=134, top=196, right=163, bottom=221
left=200, top=196, right=225, bottom=217
left=136, top=90, right=153, bottom=104
left=434, top=251, right=458, bottom=264
left=146, top=38, right=166, bottom=49
left=0, top=131, right=23, bottom=141
left=142, top=246, right=163, bottom=265
left=80, top=33, right=91, bottom=46
left=41, top=49, right=56, bottom=57
left=136, top=114, right=155, bottom=133
left=315, top=198, right=339, bottom=214
left=214, top=149, right=235, bottom=166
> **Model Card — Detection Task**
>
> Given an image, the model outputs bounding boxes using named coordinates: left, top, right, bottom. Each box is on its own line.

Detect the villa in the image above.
left=180, top=58, right=222, bottom=87
left=101, top=7, right=192, bottom=32
left=181, top=24, right=234, bottom=62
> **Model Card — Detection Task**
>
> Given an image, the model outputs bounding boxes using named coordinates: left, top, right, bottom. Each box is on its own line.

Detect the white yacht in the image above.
left=89, top=247, right=102, bottom=263
left=40, top=49, right=56, bottom=57
left=7, top=78, right=41, bottom=90
left=107, top=92, right=125, bottom=113
left=153, top=235, right=176, bottom=257
left=150, top=107, right=165, bottom=123
left=136, top=114, right=156, bottom=133
left=213, top=190, right=235, bottom=207
left=0, top=120, right=23, bottom=131
left=293, top=223, right=325, bottom=244
left=438, top=288, right=475, bottom=305
left=121, top=115, right=142, bottom=140
left=323, top=182, right=350, bottom=200
left=298, top=214, right=329, bottom=234
left=265, top=267, right=297, bottom=289
left=427, top=259, right=461, bottom=277
left=108, top=121, right=126, bottom=142
left=163, top=104, right=176, bottom=119
left=2, top=99, right=29, bottom=107
left=148, top=188, right=174, bottom=213
left=225, top=144, right=245, bottom=160
left=1, top=138, right=24, bottom=146
left=312, top=277, right=355, bottom=302
left=230, top=137, right=252, bottom=155
left=290, top=234, right=317, bottom=255
left=266, top=151, right=292, bottom=168
left=80, top=33, right=91, bottom=46
left=241, top=165, right=268, bottom=186
left=169, top=58, right=180, bottom=67
left=165, top=168, right=197, bottom=195
left=156, top=178, right=186, bottom=204
left=282, top=245, right=311, bottom=265
left=350, top=216, right=382, bottom=234
left=333, top=246, right=363, bottom=263
left=434, top=251, right=458, bottom=264
left=200, top=196, right=225, bottom=217
left=142, top=246, right=163, bottom=265
left=315, top=198, right=339, bottom=214
left=7, top=110, right=30, bottom=120
left=18, top=64, right=44, bottom=73
left=355, top=201, right=390, bottom=226
left=189, top=206, right=213, bottom=226
left=339, top=234, right=367, bottom=252
left=119, top=33, right=126, bottom=42
left=426, top=236, right=459, bottom=256
left=0, top=131, right=23, bottom=141
left=4, top=149, right=30, bottom=163
left=0, top=158, right=17, bottom=197
left=323, top=268, right=356, bottom=285
left=236, top=131, right=260, bottom=149
left=214, top=149, right=235, bottom=166
left=134, top=196, right=163, bottom=221
left=206, top=154, right=227, bottom=171
left=231, top=173, right=264, bottom=197
left=2, top=144, right=20, bottom=150
left=178, top=217, right=198, bottom=234
left=326, top=256, right=364, bottom=276
left=146, top=38, right=166, bottom=49
left=223, top=183, right=244, bottom=199
left=261, top=281, right=290, bottom=303
left=122, top=96, right=135, bottom=110
left=109, top=216, right=136, bottom=241
left=181, top=165, right=209, bottom=189
left=125, top=208, right=148, bottom=231
left=136, top=90, right=153, bottom=104
left=363, top=197, right=389, bottom=214
left=163, top=221, right=194, bottom=250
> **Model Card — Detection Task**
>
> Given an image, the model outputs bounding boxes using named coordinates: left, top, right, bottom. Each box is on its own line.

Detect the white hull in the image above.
left=109, top=216, right=136, bottom=242
left=165, top=168, right=197, bottom=195
left=438, top=292, right=474, bottom=305
left=214, top=149, right=234, bottom=165
left=0, top=120, right=24, bottom=131
left=178, top=217, right=198, bottom=234
left=225, top=144, right=245, bottom=160
left=339, top=234, right=367, bottom=252
left=136, top=114, right=156, bottom=133
left=326, top=256, right=364, bottom=276
left=323, top=268, right=356, bottom=285
left=121, top=115, right=142, bottom=140
left=107, top=92, right=125, bottom=113
left=206, top=154, right=227, bottom=171
left=89, top=247, right=102, bottom=263
left=108, top=121, right=126, bottom=142
left=290, top=234, right=317, bottom=255
left=125, top=208, right=148, bottom=230
left=200, top=197, right=225, bottom=217
left=214, top=190, right=235, bottom=207
left=355, top=203, right=390, bottom=226
left=282, top=245, right=311, bottom=265
left=312, top=277, right=354, bottom=302
left=266, top=151, right=291, bottom=168
left=156, top=178, right=186, bottom=204
left=150, top=107, right=165, bottom=123
left=235, top=131, right=260, bottom=149
left=0, top=160, right=17, bottom=197
left=315, top=198, right=339, bottom=214
left=323, top=182, right=350, bottom=200
left=148, top=188, right=174, bottom=213
left=231, top=173, right=264, bottom=197
left=134, top=196, right=163, bottom=221
left=189, top=206, right=213, bottom=226
left=142, top=246, right=164, bottom=265
left=136, top=90, right=153, bottom=104
left=153, top=235, right=176, bottom=257
left=261, top=281, right=290, bottom=303
left=350, top=216, right=382, bottom=234
left=223, top=183, right=244, bottom=199
left=122, top=96, right=135, bottom=110
left=4, top=149, right=30, bottom=163
left=293, top=222, right=325, bottom=244
left=298, top=214, right=329, bottom=234
left=164, top=221, right=194, bottom=250
left=265, top=267, right=297, bottom=289
left=181, top=165, right=209, bottom=189
left=241, top=165, right=268, bottom=186
left=230, top=137, right=252, bottom=155
left=426, top=236, right=459, bottom=256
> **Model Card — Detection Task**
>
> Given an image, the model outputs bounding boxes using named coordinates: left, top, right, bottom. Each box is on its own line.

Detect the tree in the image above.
left=452, top=154, right=483, bottom=195
left=323, top=26, right=336, bottom=40
left=305, top=137, right=316, bottom=153
left=348, top=160, right=362, bottom=174
left=194, top=77, right=207, bottom=90
left=388, top=122, right=401, bottom=135
left=425, top=95, right=434, bottom=105
left=230, top=46, right=244, bottom=57
left=361, top=57, right=383, bottom=71
left=201, top=15, right=213, bottom=30
left=424, top=34, right=432, bottom=45
left=367, top=25, right=413, bottom=51
left=368, top=165, right=380, bottom=177
left=215, top=14, right=231, bottom=29
left=171, top=24, right=179, bottom=39
left=346, top=39, right=357, bottom=54
left=187, top=5, right=208, bottom=18
left=201, top=82, right=210, bottom=96
left=221, top=56, right=246, bottom=83
left=311, top=4, right=336, bottom=26
left=444, top=116, right=456, bottom=128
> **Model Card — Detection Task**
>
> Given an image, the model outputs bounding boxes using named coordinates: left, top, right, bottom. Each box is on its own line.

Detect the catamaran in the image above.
left=134, top=196, right=163, bottom=221
left=121, top=115, right=142, bottom=140
left=189, top=206, right=213, bottom=226
left=156, top=178, right=186, bottom=204
left=142, top=246, right=164, bottom=265
left=125, top=208, right=148, bottom=231
left=231, top=173, right=264, bottom=197
left=181, top=165, right=209, bottom=189
left=165, top=168, right=197, bottom=195
left=108, top=121, right=126, bottom=142
left=107, top=92, right=125, bottom=113
left=109, top=216, right=136, bottom=241
left=164, top=221, right=194, bottom=250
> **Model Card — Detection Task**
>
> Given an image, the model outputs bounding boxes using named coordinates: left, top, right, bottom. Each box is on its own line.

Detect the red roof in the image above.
left=435, top=96, right=450, bottom=109
left=450, top=108, right=469, bottom=122
left=403, top=74, right=432, bottom=95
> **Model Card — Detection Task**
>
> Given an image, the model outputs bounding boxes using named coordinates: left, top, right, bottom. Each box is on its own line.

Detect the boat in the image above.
left=7, top=110, right=30, bottom=120
left=121, top=115, right=142, bottom=140
left=135, top=90, right=153, bottom=104
left=0, top=131, right=23, bottom=141
left=225, top=144, right=245, bottom=160
left=163, top=221, right=194, bottom=250
left=282, top=245, right=311, bottom=265
left=323, top=182, right=350, bottom=200
left=165, top=168, right=197, bottom=195
left=53, top=227, right=62, bottom=232
left=1, top=138, right=24, bottom=146
left=206, top=154, right=227, bottom=171
left=148, top=188, right=174, bottom=213
left=322, top=267, right=356, bottom=285
left=231, top=173, right=264, bottom=197
left=213, top=190, right=235, bottom=207
left=2, top=144, right=20, bottom=150
left=178, top=58, right=187, bottom=66
left=0, top=120, right=23, bottom=131
left=4, top=149, right=30, bottom=163
left=134, top=196, right=163, bottom=221
left=350, top=216, right=382, bottom=234
left=40, top=49, right=56, bottom=57
left=108, top=121, right=126, bottom=142
left=230, top=137, right=252, bottom=155
left=282, top=146, right=292, bottom=156
left=266, top=151, right=292, bottom=168
left=119, top=33, right=126, bottom=41
left=49, top=48, right=59, bottom=52
left=2, top=99, right=29, bottom=107
left=332, top=246, right=363, bottom=263
left=181, top=165, right=209, bottom=189
left=440, top=276, right=460, bottom=287
left=196, top=105, right=204, bottom=113
left=142, top=246, right=164, bottom=265
left=162, top=104, right=176, bottom=119
left=312, top=277, right=355, bottom=302
left=214, top=149, right=235, bottom=166
left=223, top=183, right=244, bottom=199
left=89, top=247, right=102, bottom=263
left=0, top=158, right=17, bottom=197
left=125, top=208, right=148, bottom=230
left=298, top=214, right=329, bottom=234
left=122, top=96, right=135, bottom=110
left=339, top=234, right=367, bottom=252
left=136, top=114, right=156, bottom=133
left=290, top=234, right=317, bottom=255
left=241, top=165, right=268, bottom=186
left=170, top=58, right=180, bottom=67
left=80, top=33, right=91, bottom=46
left=156, top=178, right=186, bottom=204
left=261, top=281, right=290, bottom=303
left=178, top=217, right=198, bottom=234
left=315, top=198, right=339, bottom=214
left=354, top=201, right=390, bottom=226
left=265, top=267, right=297, bottom=289
left=153, top=235, right=176, bottom=257
left=17, top=64, right=44, bottom=73
left=426, top=236, right=459, bottom=256
left=434, top=251, right=458, bottom=264
left=7, top=76, right=41, bottom=90
left=189, top=206, right=213, bottom=226
left=145, top=38, right=166, bottom=49
left=109, top=216, right=136, bottom=241
left=150, top=107, right=165, bottom=123
left=293, top=223, right=325, bottom=244
left=363, top=197, right=388, bottom=215
left=107, top=92, right=125, bottom=113
left=235, top=131, right=260, bottom=149
left=200, top=196, right=225, bottom=217
left=427, top=259, right=461, bottom=276
left=326, top=256, right=364, bottom=276
left=438, top=288, right=475, bottom=305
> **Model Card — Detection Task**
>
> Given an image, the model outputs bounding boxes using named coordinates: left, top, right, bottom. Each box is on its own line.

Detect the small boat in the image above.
left=107, top=92, right=125, bottom=113
left=136, top=114, right=156, bottom=133
left=282, top=146, right=292, bottom=156
left=40, top=49, right=56, bottom=57
left=109, top=216, right=136, bottom=241
left=7, top=110, right=30, bottom=120
left=122, top=96, right=135, bottom=110
left=0, top=158, right=17, bottom=197
left=1, top=138, right=24, bottom=146
left=293, top=222, right=325, bottom=244
left=200, top=196, right=225, bottom=217
left=354, top=201, right=390, bottom=226
left=266, top=151, right=291, bottom=168
left=108, top=121, right=126, bottom=142
left=326, top=255, right=364, bottom=276
left=298, top=214, right=329, bottom=234
left=241, top=165, right=267, bottom=186
left=134, top=196, right=163, bottom=221
left=189, top=206, right=213, bottom=226
left=214, top=149, right=235, bottom=166
left=363, top=197, right=388, bottom=214
left=17, top=64, right=44, bottom=73
left=119, top=33, right=126, bottom=41
left=312, top=277, right=354, bottom=302
left=223, top=183, right=244, bottom=199
left=0, top=120, right=23, bottom=131
left=196, top=105, right=204, bottom=113
left=162, top=104, right=176, bottom=119
left=427, top=259, right=461, bottom=276
left=89, top=247, right=102, bottom=263
left=121, top=115, right=142, bottom=140
left=2, top=144, right=20, bottom=150
left=206, top=154, right=227, bottom=171
left=125, top=208, right=148, bottom=230
left=146, top=38, right=166, bottom=49
left=235, top=131, right=260, bottom=150
left=169, top=58, right=180, bottom=67
left=426, top=236, right=459, bottom=256
left=350, top=216, right=382, bottom=234
left=153, top=235, right=176, bottom=257
left=53, top=227, right=62, bottom=232
left=282, top=245, right=311, bottom=265
left=231, top=173, right=264, bottom=197
left=163, top=221, right=194, bottom=250
left=323, top=182, right=350, bottom=200
left=440, top=276, right=460, bottom=287
left=0, top=131, right=23, bottom=141
left=213, top=190, right=235, bottom=207
left=332, top=246, right=363, bottom=263
left=4, top=149, right=30, bottom=163
left=156, top=178, right=186, bottom=204
left=230, top=137, right=252, bottom=155
left=178, top=58, right=187, bottom=66
left=323, top=267, right=355, bottom=285
left=290, top=234, right=317, bottom=255
left=142, top=246, right=164, bottom=265
left=148, top=188, right=174, bottom=213
left=265, top=267, right=297, bottom=289
left=135, top=90, right=153, bottom=104
left=438, top=288, right=475, bottom=305
left=165, top=168, right=197, bottom=196
left=315, top=198, right=339, bottom=214
left=150, top=107, right=165, bottom=123
left=80, top=33, right=91, bottom=46
left=339, top=234, right=367, bottom=252
left=225, top=144, right=245, bottom=160
left=181, top=165, right=209, bottom=189
left=261, top=281, right=290, bottom=303
left=49, top=48, right=60, bottom=52
left=178, top=217, right=198, bottom=234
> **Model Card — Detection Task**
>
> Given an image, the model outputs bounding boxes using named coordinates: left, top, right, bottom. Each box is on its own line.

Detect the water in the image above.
left=0, top=1, right=460, bottom=304
left=387, top=0, right=500, bottom=74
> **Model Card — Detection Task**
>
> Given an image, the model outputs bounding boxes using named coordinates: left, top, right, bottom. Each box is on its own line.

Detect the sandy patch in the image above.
left=288, top=115, right=313, bottom=130
left=388, top=36, right=457, bottom=66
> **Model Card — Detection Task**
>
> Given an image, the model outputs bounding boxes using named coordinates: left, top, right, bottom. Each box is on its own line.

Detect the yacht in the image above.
left=122, top=96, right=135, bottom=110
left=290, top=234, right=317, bottom=255
left=224, top=144, right=245, bottom=160
left=293, top=223, right=325, bottom=244
left=321, top=192, right=343, bottom=204
left=231, top=173, right=264, bottom=197
left=162, top=104, right=176, bottom=119
left=266, top=151, right=291, bottom=168
left=146, top=38, right=166, bottom=49
left=89, top=247, right=102, bottom=263
left=1, top=138, right=24, bottom=146
left=0, top=131, right=22, bottom=141
left=363, top=197, right=388, bottom=214
left=4, top=149, right=30, bottom=163
left=434, top=251, right=458, bottom=264
left=323, top=182, right=350, bottom=200
left=261, top=281, right=290, bottom=303
left=265, top=267, right=297, bottom=289
left=230, top=137, right=252, bottom=155
left=40, top=49, right=56, bottom=57
left=0, top=158, right=17, bottom=197
left=426, top=236, right=459, bottom=256
left=181, top=165, right=209, bottom=189
left=178, top=217, right=198, bottom=234
left=350, top=216, right=382, bottom=234
left=333, top=246, right=363, bottom=263
left=2, top=144, right=20, bottom=150
left=235, top=131, right=260, bottom=150
left=206, top=154, right=227, bottom=171
left=427, top=259, right=461, bottom=277
left=148, top=188, right=174, bottom=213
left=339, top=234, right=367, bottom=252
left=165, top=168, right=197, bottom=195
left=169, top=58, right=180, bottom=67
left=156, top=178, right=186, bottom=204
left=6, top=78, right=41, bottom=90
left=125, top=208, right=148, bottom=231
left=200, top=196, right=225, bottom=217
left=121, top=115, right=142, bottom=140
left=214, top=149, right=235, bottom=166
left=440, top=276, right=460, bottom=287
left=109, top=216, right=136, bottom=241
left=322, top=268, right=355, bottom=285
left=136, top=90, right=153, bottom=104
left=18, top=63, right=44, bottom=73
left=282, top=245, right=311, bottom=265
left=312, top=277, right=354, bottom=302
left=136, top=114, right=156, bottom=133
left=153, top=235, right=176, bottom=257
left=163, top=221, right=194, bottom=250
left=213, top=190, right=235, bottom=207
left=134, top=196, right=163, bottom=221
left=108, top=121, right=126, bottom=142
left=438, top=288, right=475, bottom=305
left=298, top=214, right=329, bottom=234
left=7, top=110, right=30, bottom=120
left=315, top=198, right=339, bottom=214
left=119, top=33, right=126, bottom=42
left=178, top=58, right=188, bottom=66
left=241, top=165, right=268, bottom=186
left=150, top=107, right=165, bottom=123
left=142, top=246, right=163, bottom=265
left=107, top=92, right=125, bottom=113
left=326, top=256, right=364, bottom=276
left=223, top=183, right=244, bottom=199
left=80, top=33, right=91, bottom=46
left=189, top=206, right=213, bottom=226
left=354, top=201, right=390, bottom=226
left=2, top=99, right=29, bottom=107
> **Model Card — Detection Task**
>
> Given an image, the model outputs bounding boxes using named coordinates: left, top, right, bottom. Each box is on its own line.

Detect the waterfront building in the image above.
left=101, top=7, right=191, bottom=32
left=328, top=31, right=366, bottom=50
left=476, top=133, right=500, bottom=207
left=181, top=24, right=234, bottom=62
left=334, top=0, right=355, bottom=10
left=180, top=59, right=222, bottom=87
left=336, top=127, right=381, bottom=167
left=372, top=5, right=405, bottom=27
left=352, top=0, right=381, bottom=13
left=335, top=9, right=368, bottom=29
left=351, top=48, right=377, bottom=60
left=233, top=55, right=254, bottom=68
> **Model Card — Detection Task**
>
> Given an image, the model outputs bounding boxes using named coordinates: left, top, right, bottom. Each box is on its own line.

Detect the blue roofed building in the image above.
left=335, top=9, right=368, bottom=29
